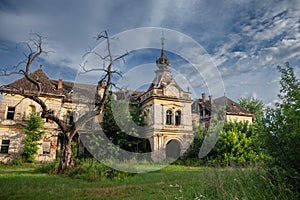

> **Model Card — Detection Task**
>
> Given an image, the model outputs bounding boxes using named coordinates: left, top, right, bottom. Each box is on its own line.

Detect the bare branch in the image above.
left=113, top=51, right=129, bottom=63
left=96, top=30, right=109, bottom=40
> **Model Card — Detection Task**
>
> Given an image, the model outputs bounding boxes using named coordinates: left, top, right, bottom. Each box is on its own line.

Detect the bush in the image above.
left=67, top=159, right=133, bottom=181
left=22, top=113, right=44, bottom=163
left=183, top=121, right=263, bottom=166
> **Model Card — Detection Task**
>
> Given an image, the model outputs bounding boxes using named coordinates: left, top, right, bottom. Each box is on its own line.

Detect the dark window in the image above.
left=6, top=107, right=15, bottom=120
left=0, top=140, right=10, bottom=154
left=166, top=109, right=173, bottom=125
left=66, top=111, right=74, bottom=125
left=175, top=110, right=181, bottom=125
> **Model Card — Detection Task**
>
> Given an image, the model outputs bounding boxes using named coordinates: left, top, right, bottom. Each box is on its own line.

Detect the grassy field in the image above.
left=0, top=164, right=296, bottom=200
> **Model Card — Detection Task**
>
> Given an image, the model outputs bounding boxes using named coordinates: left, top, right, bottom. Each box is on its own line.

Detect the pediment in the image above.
left=164, top=81, right=182, bottom=98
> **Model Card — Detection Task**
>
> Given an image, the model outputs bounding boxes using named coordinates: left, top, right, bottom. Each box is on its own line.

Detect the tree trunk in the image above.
left=58, top=137, right=75, bottom=173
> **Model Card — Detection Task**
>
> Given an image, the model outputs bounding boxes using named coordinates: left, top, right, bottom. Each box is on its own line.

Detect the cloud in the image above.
left=0, top=0, right=299, bottom=106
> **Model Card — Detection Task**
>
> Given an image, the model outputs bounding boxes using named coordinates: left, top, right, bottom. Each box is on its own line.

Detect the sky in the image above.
left=0, top=0, right=299, bottom=106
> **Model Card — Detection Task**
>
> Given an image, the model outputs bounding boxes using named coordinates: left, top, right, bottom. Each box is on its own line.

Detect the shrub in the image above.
left=67, top=158, right=133, bottom=181
left=22, top=113, right=44, bottom=163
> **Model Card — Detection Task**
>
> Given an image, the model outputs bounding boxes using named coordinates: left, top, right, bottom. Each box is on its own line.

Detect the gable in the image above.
left=165, top=83, right=180, bottom=98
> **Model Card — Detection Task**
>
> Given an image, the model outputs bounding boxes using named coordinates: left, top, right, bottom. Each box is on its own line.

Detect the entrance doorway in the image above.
left=166, top=139, right=181, bottom=159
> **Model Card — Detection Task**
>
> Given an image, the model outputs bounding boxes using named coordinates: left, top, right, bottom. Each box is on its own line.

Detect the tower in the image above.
left=140, top=37, right=194, bottom=161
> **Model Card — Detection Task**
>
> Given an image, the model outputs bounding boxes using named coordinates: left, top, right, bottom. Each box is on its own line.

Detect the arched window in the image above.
left=166, top=109, right=173, bottom=125
left=175, top=110, right=181, bottom=125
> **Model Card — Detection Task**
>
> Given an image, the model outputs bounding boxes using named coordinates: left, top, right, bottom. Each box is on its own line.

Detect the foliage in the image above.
left=239, top=97, right=264, bottom=123
left=239, top=98, right=265, bottom=155
left=214, top=121, right=262, bottom=165
left=22, top=113, right=44, bottom=163
left=261, top=63, right=300, bottom=192
left=184, top=120, right=263, bottom=166
left=216, top=129, right=255, bottom=165
left=101, top=95, right=151, bottom=153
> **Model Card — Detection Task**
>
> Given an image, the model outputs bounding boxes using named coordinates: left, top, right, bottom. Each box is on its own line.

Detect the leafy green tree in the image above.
left=262, top=63, right=300, bottom=191
left=22, top=113, right=44, bottom=163
left=239, top=97, right=264, bottom=123
left=101, top=95, right=150, bottom=153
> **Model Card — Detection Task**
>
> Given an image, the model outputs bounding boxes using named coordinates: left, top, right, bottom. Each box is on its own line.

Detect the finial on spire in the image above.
left=161, top=31, right=165, bottom=50
left=160, top=31, right=165, bottom=57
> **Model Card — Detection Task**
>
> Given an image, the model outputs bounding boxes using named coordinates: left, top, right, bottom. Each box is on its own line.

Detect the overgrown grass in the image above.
left=0, top=164, right=298, bottom=199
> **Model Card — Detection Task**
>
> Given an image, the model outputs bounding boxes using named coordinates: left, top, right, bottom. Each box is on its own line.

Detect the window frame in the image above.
left=0, top=140, right=10, bottom=154
left=175, top=110, right=182, bottom=125
left=6, top=106, right=15, bottom=120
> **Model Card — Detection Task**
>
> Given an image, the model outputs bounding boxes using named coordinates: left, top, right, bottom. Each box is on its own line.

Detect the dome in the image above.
left=156, top=49, right=170, bottom=66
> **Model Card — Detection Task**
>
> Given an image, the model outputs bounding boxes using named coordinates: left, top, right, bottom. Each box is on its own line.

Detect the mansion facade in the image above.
left=0, top=45, right=252, bottom=163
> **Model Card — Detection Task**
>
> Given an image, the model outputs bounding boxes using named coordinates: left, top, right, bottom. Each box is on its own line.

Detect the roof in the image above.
left=214, top=96, right=253, bottom=117
left=0, top=69, right=74, bottom=97
left=0, top=69, right=142, bottom=103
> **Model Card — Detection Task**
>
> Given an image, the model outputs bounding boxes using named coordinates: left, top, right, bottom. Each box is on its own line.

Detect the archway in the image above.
left=166, top=139, right=181, bottom=159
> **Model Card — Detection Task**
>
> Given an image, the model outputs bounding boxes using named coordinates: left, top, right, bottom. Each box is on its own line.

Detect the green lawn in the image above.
left=0, top=164, right=295, bottom=199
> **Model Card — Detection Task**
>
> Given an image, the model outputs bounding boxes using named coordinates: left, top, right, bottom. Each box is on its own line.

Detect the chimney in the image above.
left=58, top=79, right=63, bottom=89
left=209, top=95, right=213, bottom=105
left=202, top=93, right=206, bottom=102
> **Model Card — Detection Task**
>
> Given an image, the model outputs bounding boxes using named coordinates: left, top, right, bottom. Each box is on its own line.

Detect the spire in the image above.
left=156, top=32, right=170, bottom=67
left=161, top=31, right=165, bottom=57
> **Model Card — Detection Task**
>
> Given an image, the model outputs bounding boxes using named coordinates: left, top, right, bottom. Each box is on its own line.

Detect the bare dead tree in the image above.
left=0, top=31, right=128, bottom=172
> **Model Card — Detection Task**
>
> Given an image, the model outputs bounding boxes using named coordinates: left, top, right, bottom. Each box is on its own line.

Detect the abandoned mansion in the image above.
left=0, top=45, right=253, bottom=163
